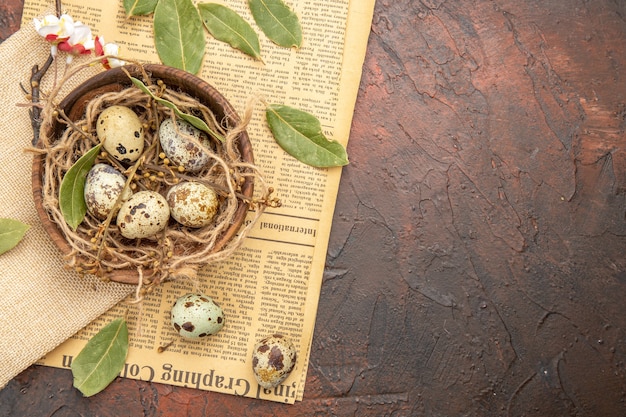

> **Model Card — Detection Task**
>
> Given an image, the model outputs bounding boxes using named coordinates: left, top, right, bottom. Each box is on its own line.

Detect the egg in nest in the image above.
left=167, top=181, right=219, bottom=228
left=96, top=105, right=144, bottom=163
left=159, top=118, right=213, bottom=173
left=116, top=191, right=170, bottom=239
left=84, top=163, right=132, bottom=220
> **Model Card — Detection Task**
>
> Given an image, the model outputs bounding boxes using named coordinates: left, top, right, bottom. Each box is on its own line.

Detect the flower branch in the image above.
left=27, top=0, right=126, bottom=146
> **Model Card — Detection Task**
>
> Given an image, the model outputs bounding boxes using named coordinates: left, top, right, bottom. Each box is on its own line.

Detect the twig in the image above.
left=28, top=56, right=54, bottom=146
left=27, top=0, right=63, bottom=145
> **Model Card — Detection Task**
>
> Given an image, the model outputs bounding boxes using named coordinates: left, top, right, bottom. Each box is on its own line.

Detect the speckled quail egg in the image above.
left=252, top=334, right=297, bottom=389
left=166, top=181, right=219, bottom=228
left=116, top=191, right=170, bottom=239
left=171, top=293, right=225, bottom=339
left=159, top=118, right=212, bottom=173
left=84, top=163, right=132, bottom=220
left=96, top=105, right=144, bottom=163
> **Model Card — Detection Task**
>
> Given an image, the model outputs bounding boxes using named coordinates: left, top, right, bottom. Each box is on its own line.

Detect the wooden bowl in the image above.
left=32, top=64, right=254, bottom=285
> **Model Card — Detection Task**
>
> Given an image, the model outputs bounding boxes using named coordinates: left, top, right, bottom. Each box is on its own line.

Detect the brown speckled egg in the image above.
left=96, top=105, right=144, bottom=163
left=159, top=118, right=212, bottom=173
left=166, top=181, right=219, bottom=228
left=252, top=334, right=297, bottom=389
left=84, top=163, right=133, bottom=220
left=171, top=293, right=225, bottom=339
left=116, top=191, right=170, bottom=239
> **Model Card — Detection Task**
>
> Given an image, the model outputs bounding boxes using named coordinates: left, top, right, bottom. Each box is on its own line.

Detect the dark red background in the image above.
left=2, top=0, right=626, bottom=415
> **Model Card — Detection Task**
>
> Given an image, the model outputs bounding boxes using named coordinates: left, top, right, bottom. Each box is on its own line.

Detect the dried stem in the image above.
left=27, top=0, right=63, bottom=145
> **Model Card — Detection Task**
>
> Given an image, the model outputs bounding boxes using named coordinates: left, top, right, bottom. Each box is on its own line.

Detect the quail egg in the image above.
left=166, top=181, right=219, bottom=228
left=96, top=105, right=144, bottom=163
left=84, top=163, right=132, bottom=220
left=170, top=293, right=225, bottom=339
left=116, top=191, right=170, bottom=239
left=252, top=334, right=297, bottom=389
left=159, top=118, right=212, bottom=173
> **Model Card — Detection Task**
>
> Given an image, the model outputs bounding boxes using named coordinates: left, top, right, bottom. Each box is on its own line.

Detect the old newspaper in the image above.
left=20, top=0, right=374, bottom=403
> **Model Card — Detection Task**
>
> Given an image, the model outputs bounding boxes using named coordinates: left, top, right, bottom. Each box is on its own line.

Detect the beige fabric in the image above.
left=0, top=27, right=132, bottom=389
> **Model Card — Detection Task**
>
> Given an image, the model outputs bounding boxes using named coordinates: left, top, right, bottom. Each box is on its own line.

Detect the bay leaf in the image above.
left=198, top=3, right=262, bottom=60
left=71, top=318, right=129, bottom=397
left=248, top=0, right=302, bottom=48
left=59, top=144, right=102, bottom=231
left=266, top=104, right=348, bottom=167
left=0, top=218, right=30, bottom=255
left=124, top=0, right=159, bottom=16
left=153, top=0, right=205, bottom=74
left=130, top=77, right=225, bottom=142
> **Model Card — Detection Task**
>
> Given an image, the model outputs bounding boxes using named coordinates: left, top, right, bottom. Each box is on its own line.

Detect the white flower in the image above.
left=57, top=21, right=95, bottom=57
left=34, top=13, right=74, bottom=41
left=33, top=13, right=75, bottom=56
left=34, top=14, right=126, bottom=68
left=95, top=36, right=126, bottom=69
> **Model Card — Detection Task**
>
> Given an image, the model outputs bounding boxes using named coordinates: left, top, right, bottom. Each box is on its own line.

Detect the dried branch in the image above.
left=28, top=0, right=63, bottom=145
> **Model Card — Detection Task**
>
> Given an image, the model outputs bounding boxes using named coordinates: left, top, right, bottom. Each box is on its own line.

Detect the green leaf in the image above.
left=154, top=0, right=205, bottom=74
left=130, top=77, right=225, bottom=142
left=124, top=0, right=159, bottom=16
left=198, top=3, right=262, bottom=60
left=248, top=0, right=302, bottom=48
left=59, top=144, right=102, bottom=231
left=266, top=104, right=348, bottom=167
left=71, top=318, right=129, bottom=397
left=0, top=219, right=30, bottom=255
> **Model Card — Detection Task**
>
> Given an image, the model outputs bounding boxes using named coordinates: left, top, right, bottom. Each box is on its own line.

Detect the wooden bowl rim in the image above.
left=31, top=64, right=254, bottom=285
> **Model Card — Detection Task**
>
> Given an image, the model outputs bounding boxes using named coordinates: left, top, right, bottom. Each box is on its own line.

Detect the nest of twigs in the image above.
left=31, top=63, right=277, bottom=287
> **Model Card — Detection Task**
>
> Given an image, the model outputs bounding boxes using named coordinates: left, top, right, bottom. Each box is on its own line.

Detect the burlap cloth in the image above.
left=0, top=27, right=133, bottom=389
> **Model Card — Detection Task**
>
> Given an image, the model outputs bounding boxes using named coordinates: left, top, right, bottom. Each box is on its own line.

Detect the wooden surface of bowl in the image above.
left=31, top=64, right=254, bottom=285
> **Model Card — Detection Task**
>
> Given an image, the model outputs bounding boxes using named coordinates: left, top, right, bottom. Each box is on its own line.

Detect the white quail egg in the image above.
left=96, top=105, right=144, bottom=163
left=159, top=118, right=212, bottom=173
left=116, top=191, right=170, bottom=239
left=252, top=334, right=297, bottom=389
left=170, top=293, right=225, bottom=339
left=84, top=163, right=132, bottom=220
left=166, top=181, right=219, bottom=228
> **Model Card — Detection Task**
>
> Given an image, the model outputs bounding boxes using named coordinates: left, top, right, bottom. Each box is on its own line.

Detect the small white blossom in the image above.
left=95, top=36, right=126, bottom=69
left=33, top=13, right=75, bottom=56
